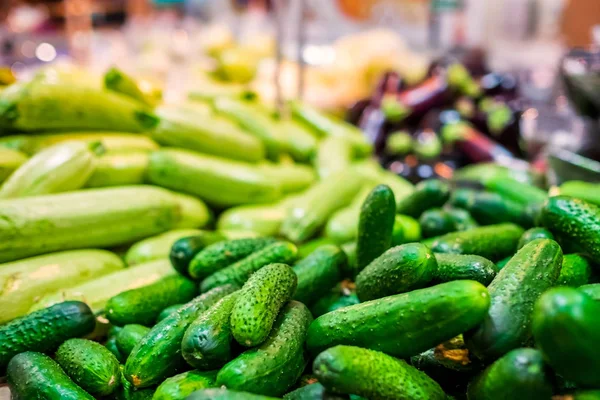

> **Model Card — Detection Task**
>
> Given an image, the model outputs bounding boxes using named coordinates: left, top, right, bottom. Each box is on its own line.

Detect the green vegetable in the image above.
left=517, top=227, right=554, bottom=249
left=125, top=229, right=202, bottom=266
left=386, top=131, right=413, bottom=155
left=433, top=253, right=498, bottom=285
left=579, top=284, right=600, bottom=301
left=310, top=286, right=360, bottom=318
left=445, top=207, right=479, bottom=231
left=284, top=382, right=349, bottom=399
left=485, top=177, right=547, bottom=206
left=394, top=214, right=422, bottom=243
left=116, top=324, right=150, bottom=357
left=0, top=147, right=27, bottom=183
left=558, top=254, right=592, bottom=287
left=104, top=67, right=155, bottom=106
left=257, top=162, right=316, bottom=194
left=324, top=186, right=374, bottom=244
left=396, top=179, right=450, bottom=218
left=297, top=237, right=337, bottom=259
left=315, top=136, right=353, bottom=179
left=85, top=150, right=148, bottom=188
left=449, top=189, right=532, bottom=227
left=104, top=336, right=125, bottom=363
left=169, top=232, right=227, bottom=276
left=554, top=181, right=600, bottom=206
left=217, top=201, right=287, bottom=237
left=187, top=388, right=280, bottom=400
left=293, top=245, right=346, bottom=305
left=157, top=304, right=183, bottom=322
left=153, top=370, right=217, bottom=400
left=276, top=118, right=318, bottom=162
left=419, top=208, right=456, bottom=238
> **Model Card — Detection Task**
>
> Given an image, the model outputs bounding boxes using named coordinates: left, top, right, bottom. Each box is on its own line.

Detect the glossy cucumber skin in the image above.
left=433, top=254, right=498, bottom=286
left=465, top=239, right=563, bottom=361
left=125, top=285, right=237, bottom=388
left=293, top=245, right=346, bottom=305
left=517, top=227, right=554, bottom=250
left=200, top=242, right=297, bottom=292
left=231, top=263, right=297, bottom=347
left=419, top=208, right=457, bottom=238
left=449, top=189, right=531, bottom=227
left=396, top=179, right=450, bottom=218
left=557, top=254, right=591, bottom=287
left=445, top=207, right=479, bottom=231
left=532, top=288, right=600, bottom=387
left=153, top=370, right=218, bottom=400
left=431, top=223, right=524, bottom=261
left=579, top=284, right=600, bottom=300
left=314, top=345, right=446, bottom=400
left=283, top=383, right=350, bottom=399
left=355, top=243, right=437, bottom=301
left=217, top=301, right=312, bottom=396
left=169, top=233, right=226, bottom=276
left=182, top=292, right=240, bottom=370
left=310, top=289, right=360, bottom=318
left=307, top=280, right=490, bottom=358
left=105, top=336, right=125, bottom=363
left=55, top=338, right=121, bottom=396
left=0, top=301, right=95, bottom=371
left=116, top=324, right=151, bottom=358
left=189, top=237, right=276, bottom=280
left=466, top=348, right=553, bottom=400
left=187, top=388, right=281, bottom=400
left=7, top=352, right=95, bottom=400
left=157, top=304, right=183, bottom=323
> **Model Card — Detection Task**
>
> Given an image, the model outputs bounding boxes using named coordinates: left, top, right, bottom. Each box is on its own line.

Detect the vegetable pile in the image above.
left=1, top=65, right=600, bottom=400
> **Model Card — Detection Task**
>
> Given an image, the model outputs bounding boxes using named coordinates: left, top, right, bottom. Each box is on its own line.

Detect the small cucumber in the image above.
left=169, top=232, right=227, bottom=276
left=153, top=370, right=218, bottom=400
left=0, top=301, right=95, bottom=370
left=284, top=382, right=349, bottom=400
left=496, top=256, right=511, bottom=269
left=419, top=208, right=456, bottom=238
left=298, top=237, right=337, bottom=259
left=125, top=229, right=203, bottom=267
left=313, top=345, right=446, bottom=400
left=217, top=301, right=312, bottom=396
left=449, top=189, right=531, bottom=227
left=200, top=241, right=297, bottom=292
left=105, top=336, right=125, bottom=363
left=7, top=352, right=95, bottom=400
left=557, top=254, right=592, bottom=287
left=445, top=207, right=478, bottom=231
left=231, top=263, right=297, bottom=346
left=157, top=304, right=184, bottom=322
left=396, top=179, right=450, bottom=218
left=324, top=185, right=374, bottom=244
left=189, top=237, right=277, bottom=280
left=341, top=242, right=357, bottom=276
left=394, top=214, right=422, bottom=243
left=532, top=287, right=600, bottom=387
left=466, top=348, right=553, bottom=400
left=310, top=286, right=360, bottom=318
left=293, top=245, right=346, bottom=305
left=517, top=227, right=554, bottom=249
left=307, top=280, right=490, bottom=358
left=106, top=275, right=197, bottom=326
left=355, top=243, right=437, bottom=301
left=116, top=324, right=151, bottom=358
left=182, top=292, right=240, bottom=369
left=579, top=284, right=600, bottom=301
left=187, top=388, right=280, bottom=400
left=55, top=338, right=121, bottom=396
left=465, top=239, right=563, bottom=361
left=356, top=185, right=396, bottom=273
left=485, top=177, right=547, bottom=206
left=433, top=253, right=498, bottom=285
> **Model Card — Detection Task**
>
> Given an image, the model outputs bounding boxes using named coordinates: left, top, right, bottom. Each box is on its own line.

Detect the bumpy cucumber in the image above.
left=169, top=232, right=226, bottom=276
left=355, top=243, right=437, bottom=301
left=579, top=284, right=600, bottom=300
left=187, top=388, right=280, bottom=400
left=55, top=338, right=121, bottom=396
left=517, top=227, right=554, bottom=249
left=396, top=179, right=450, bottom=218
left=156, top=304, right=183, bottom=322
left=557, top=254, right=592, bottom=287
left=314, top=345, right=446, bottom=400
left=217, top=301, right=312, bottom=396
left=466, top=239, right=563, bottom=361
left=449, top=189, right=531, bottom=227
left=293, top=245, right=346, bottom=305
left=310, top=287, right=360, bottom=318
left=116, top=324, right=151, bottom=358
left=467, top=348, right=553, bottom=400
left=307, top=280, right=490, bottom=358
left=7, top=352, right=95, bottom=400
left=433, top=253, right=498, bottom=285
left=419, top=208, right=456, bottom=238
left=182, top=292, right=240, bottom=369
left=125, top=285, right=237, bottom=388
left=153, top=370, right=217, bottom=400
left=200, top=241, right=297, bottom=292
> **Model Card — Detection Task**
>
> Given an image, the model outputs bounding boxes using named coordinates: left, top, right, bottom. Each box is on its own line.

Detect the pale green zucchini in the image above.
left=325, top=185, right=375, bottom=244
left=124, top=229, right=203, bottom=266
left=170, top=192, right=213, bottom=229
left=257, top=162, right=316, bottom=194
left=85, top=151, right=149, bottom=188
left=315, top=136, right=353, bottom=179
left=0, top=148, right=27, bottom=183
left=217, top=202, right=288, bottom=237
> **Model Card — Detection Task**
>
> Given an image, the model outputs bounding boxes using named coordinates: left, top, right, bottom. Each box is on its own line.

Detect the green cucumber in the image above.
left=217, top=301, right=312, bottom=396
left=187, top=388, right=280, bottom=400
left=431, top=223, right=524, bottom=261
left=200, top=241, right=297, bottom=292
left=293, top=245, right=346, bottom=305
left=395, top=179, right=450, bottom=218
left=341, top=242, right=357, bottom=276
left=356, top=184, right=396, bottom=273
left=433, top=253, right=498, bottom=285
left=579, top=284, right=600, bottom=300
left=554, top=181, right=600, bottom=206
left=106, top=275, right=197, bottom=326
left=445, top=207, right=478, bottom=231
left=496, top=256, right=511, bottom=269
left=394, top=214, right=422, bottom=243
left=449, top=189, right=532, bottom=227
left=532, top=287, right=600, bottom=387
left=485, top=177, right=547, bottom=206
left=182, top=292, right=240, bottom=369
left=169, top=232, right=227, bottom=276
left=307, top=280, right=490, bottom=358
left=310, top=286, right=359, bottom=318
left=157, top=304, right=183, bottom=322
left=0, top=301, right=95, bottom=370
left=419, top=208, right=457, bottom=238
left=352, top=159, right=414, bottom=208
left=231, top=263, right=297, bottom=346
left=55, top=338, right=121, bottom=396
left=125, top=229, right=202, bottom=266
left=517, top=227, right=554, bottom=249
left=355, top=243, right=437, bottom=301
left=105, top=336, right=125, bottom=363
left=284, top=382, right=349, bottom=399
left=125, top=285, right=237, bottom=388
left=466, top=348, right=553, bottom=400
left=153, top=370, right=218, bottom=400
left=116, top=324, right=151, bottom=358
left=314, top=345, right=446, bottom=400
left=557, top=254, right=592, bottom=287
left=298, top=237, right=337, bottom=259
left=189, top=237, right=277, bottom=280
left=465, top=239, right=563, bottom=361
left=7, top=352, right=95, bottom=400
left=561, top=391, right=600, bottom=400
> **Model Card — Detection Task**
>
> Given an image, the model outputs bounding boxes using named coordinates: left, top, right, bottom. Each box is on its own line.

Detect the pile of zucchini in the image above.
left=1, top=66, right=600, bottom=400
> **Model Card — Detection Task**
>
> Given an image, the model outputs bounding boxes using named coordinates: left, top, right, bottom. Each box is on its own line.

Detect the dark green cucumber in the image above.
left=55, top=338, right=121, bottom=396
left=293, top=245, right=346, bottom=305
left=419, top=208, right=456, bottom=238
left=284, top=383, right=349, bottom=399
left=541, top=196, right=600, bottom=262
left=7, top=351, right=95, bottom=400
left=393, top=214, right=422, bottom=245
left=230, top=263, right=297, bottom=346
left=518, top=227, right=554, bottom=249
left=105, top=336, right=125, bottom=363
left=579, top=284, right=600, bottom=300
left=189, top=237, right=277, bottom=280
left=125, top=285, right=237, bottom=388
left=0, top=301, right=95, bottom=370
left=200, top=241, right=297, bottom=292
left=157, top=303, right=183, bottom=322
left=449, top=189, right=532, bottom=227
left=314, top=345, right=446, bottom=400
left=557, top=254, right=592, bottom=287
left=396, top=179, right=450, bottom=218
left=485, top=177, right=547, bottom=206
left=116, top=324, right=151, bottom=357
left=182, top=292, right=240, bottom=369
left=466, top=348, right=553, bottom=400
left=187, top=388, right=280, bottom=400
left=431, top=223, right=524, bottom=261
left=297, top=237, right=337, bottom=259
left=445, top=207, right=478, bottom=231
left=340, top=242, right=357, bottom=277
left=433, top=253, right=498, bottom=285
left=307, top=280, right=490, bottom=358
left=356, top=184, right=396, bottom=273
left=106, top=275, right=197, bottom=326
left=170, top=232, right=226, bottom=276
left=532, top=287, right=600, bottom=387
left=465, top=239, right=563, bottom=361
left=217, top=301, right=312, bottom=396
left=153, top=370, right=218, bottom=400
left=496, top=256, right=511, bottom=269
left=355, top=243, right=437, bottom=301
left=310, top=287, right=359, bottom=318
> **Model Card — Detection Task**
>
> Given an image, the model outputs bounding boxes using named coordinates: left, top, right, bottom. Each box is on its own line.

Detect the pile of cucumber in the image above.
left=1, top=65, right=600, bottom=400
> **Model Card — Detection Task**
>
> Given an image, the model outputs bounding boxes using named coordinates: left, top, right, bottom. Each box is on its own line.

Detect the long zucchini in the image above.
left=315, top=136, right=353, bottom=179
left=257, top=162, right=316, bottom=194
left=170, top=192, right=213, bottom=229
left=217, top=202, right=288, bottom=237
left=0, top=147, right=27, bottom=183
left=85, top=151, right=149, bottom=188
left=124, top=229, right=202, bottom=266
